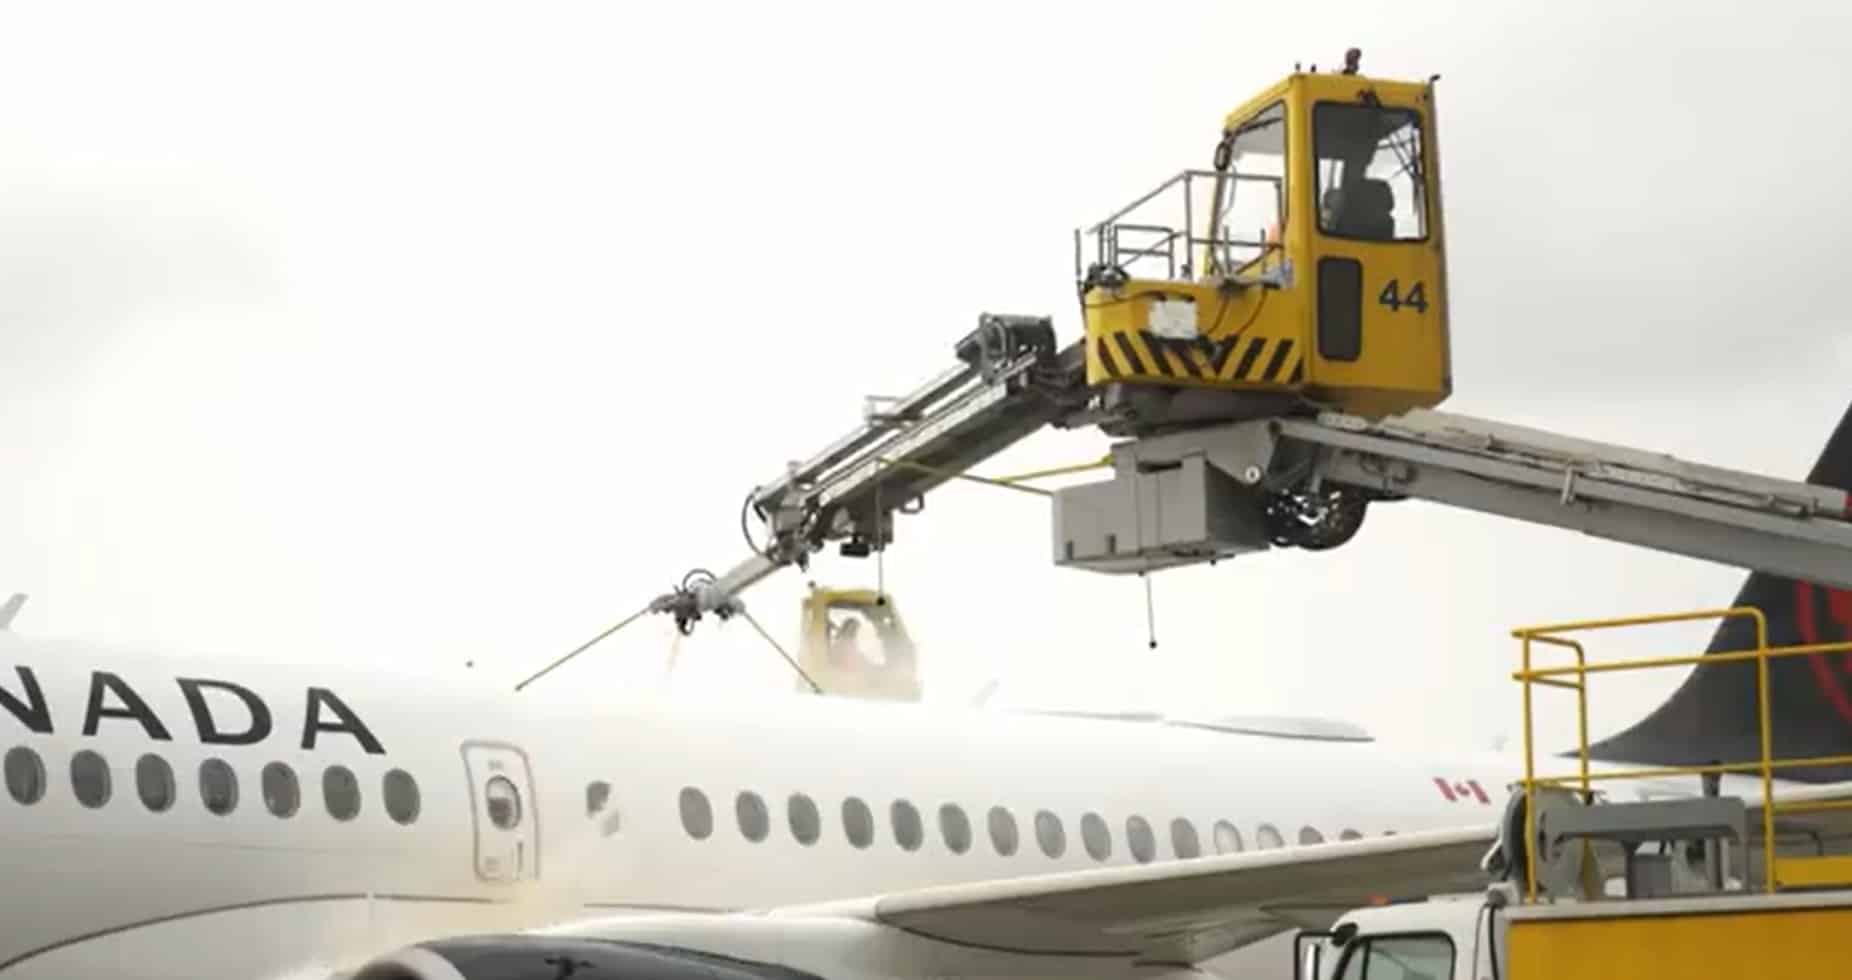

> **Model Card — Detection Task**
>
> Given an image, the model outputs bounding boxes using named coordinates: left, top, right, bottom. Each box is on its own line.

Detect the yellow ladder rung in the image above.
left=1530, top=677, right=1583, bottom=690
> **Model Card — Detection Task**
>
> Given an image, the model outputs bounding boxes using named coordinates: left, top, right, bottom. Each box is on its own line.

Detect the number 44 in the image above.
left=1377, top=279, right=1429, bottom=313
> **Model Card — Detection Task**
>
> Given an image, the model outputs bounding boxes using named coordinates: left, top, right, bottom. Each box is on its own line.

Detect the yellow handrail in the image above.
left=1509, top=606, right=1852, bottom=898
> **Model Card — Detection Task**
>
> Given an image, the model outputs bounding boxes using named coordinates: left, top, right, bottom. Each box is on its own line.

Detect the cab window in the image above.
left=1206, top=101, right=1286, bottom=275
left=1314, top=102, right=1427, bottom=242
left=1334, top=933, right=1454, bottom=980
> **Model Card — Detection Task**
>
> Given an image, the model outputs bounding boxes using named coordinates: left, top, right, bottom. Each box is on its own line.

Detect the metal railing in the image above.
left=1513, top=606, right=1852, bottom=898
left=1072, top=169, right=1283, bottom=285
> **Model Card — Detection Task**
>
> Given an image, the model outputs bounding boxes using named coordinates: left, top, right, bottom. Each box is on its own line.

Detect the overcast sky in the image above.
left=2, top=0, right=1848, bottom=752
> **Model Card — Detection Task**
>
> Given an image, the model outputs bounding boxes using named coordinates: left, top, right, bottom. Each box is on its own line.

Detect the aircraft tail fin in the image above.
left=1585, top=400, right=1852, bottom=782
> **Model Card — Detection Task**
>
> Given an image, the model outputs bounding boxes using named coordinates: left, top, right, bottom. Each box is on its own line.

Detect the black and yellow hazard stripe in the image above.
left=1094, top=330, right=1304, bottom=386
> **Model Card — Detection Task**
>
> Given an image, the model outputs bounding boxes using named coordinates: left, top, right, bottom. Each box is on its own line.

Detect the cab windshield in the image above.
left=1314, top=102, right=1427, bottom=242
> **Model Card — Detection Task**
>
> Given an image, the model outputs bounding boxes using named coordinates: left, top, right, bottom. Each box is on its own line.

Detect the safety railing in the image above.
left=1072, top=169, right=1283, bottom=286
left=1512, top=606, right=1852, bottom=899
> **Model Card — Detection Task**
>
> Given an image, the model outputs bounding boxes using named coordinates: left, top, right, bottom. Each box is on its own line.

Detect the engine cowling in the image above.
left=353, top=935, right=828, bottom=980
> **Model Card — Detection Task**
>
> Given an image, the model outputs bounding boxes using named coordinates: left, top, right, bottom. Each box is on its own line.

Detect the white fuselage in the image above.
left=0, top=630, right=1765, bottom=979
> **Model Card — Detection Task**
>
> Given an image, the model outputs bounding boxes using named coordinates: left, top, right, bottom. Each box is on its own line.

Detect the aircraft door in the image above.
left=460, top=740, right=538, bottom=883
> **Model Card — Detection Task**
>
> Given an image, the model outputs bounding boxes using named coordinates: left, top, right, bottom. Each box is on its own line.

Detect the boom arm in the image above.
left=649, top=314, right=1090, bottom=632
left=651, top=318, right=1852, bottom=634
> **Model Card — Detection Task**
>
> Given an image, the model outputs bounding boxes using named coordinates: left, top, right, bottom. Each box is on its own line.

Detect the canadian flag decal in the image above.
left=1433, top=777, right=1491, bottom=804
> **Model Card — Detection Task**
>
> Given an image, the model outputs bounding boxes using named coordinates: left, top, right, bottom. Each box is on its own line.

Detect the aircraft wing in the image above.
left=794, top=781, right=1852, bottom=965
left=352, top=785, right=1852, bottom=979
left=777, top=824, right=1498, bottom=964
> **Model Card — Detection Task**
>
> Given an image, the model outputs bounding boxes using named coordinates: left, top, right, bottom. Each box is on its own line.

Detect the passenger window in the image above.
left=1335, top=934, right=1454, bottom=980
left=1339, top=828, right=1364, bottom=841
left=1213, top=819, right=1245, bottom=854
left=788, top=793, right=821, bottom=846
left=586, top=781, right=612, bottom=817
left=323, top=765, right=360, bottom=822
left=135, top=753, right=175, bottom=813
left=1170, top=818, right=1202, bottom=859
left=1034, top=810, right=1066, bottom=858
left=988, top=805, right=1019, bottom=856
left=842, top=797, right=875, bottom=849
left=679, top=787, right=713, bottom=839
left=4, top=746, right=45, bottom=805
left=199, top=758, right=238, bottom=816
left=587, top=780, right=618, bottom=836
left=483, top=775, right=520, bottom=829
left=1256, top=823, right=1285, bottom=849
left=1080, top=812, right=1112, bottom=861
left=891, top=799, right=923, bottom=851
left=1126, top=815, right=1156, bottom=863
left=736, top=791, right=770, bottom=842
left=939, top=803, right=972, bottom=854
left=71, top=750, right=111, bottom=809
left=262, top=762, right=300, bottom=818
left=1299, top=825, right=1326, bottom=845
left=383, top=768, right=421, bottom=825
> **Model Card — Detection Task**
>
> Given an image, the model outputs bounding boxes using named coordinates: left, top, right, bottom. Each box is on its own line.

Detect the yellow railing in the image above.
left=1512, top=606, right=1852, bottom=899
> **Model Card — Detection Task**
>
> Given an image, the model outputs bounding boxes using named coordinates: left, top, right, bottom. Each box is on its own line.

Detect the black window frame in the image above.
left=679, top=786, right=713, bottom=839
left=135, top=753, right=176, bottom=813
left=383, top=768, right=421, bottom=826
left=262, top=761, right=301, bottom=818
left=1311, top=100, right=1431, bottom=245
left=71, top=749, right=112, bottom=809
left=199, top=757, right=240, bottom=816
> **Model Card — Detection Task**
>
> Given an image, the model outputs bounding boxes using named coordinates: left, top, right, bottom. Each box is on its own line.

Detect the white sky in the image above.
left=3, top=0, right=1849, bottom=753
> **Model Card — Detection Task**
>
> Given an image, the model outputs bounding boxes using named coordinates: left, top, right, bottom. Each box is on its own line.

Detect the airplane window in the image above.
left=4, top=746, right=45, bottom=805
left=71, top=749, right=111, bottom=809
left=988, top=806, right=1019, bottom=856
left=383, top=769, right=421, bottom=825
left=1255, top=823, right=1285, bottom=850
left=1171, top=818, right=1202, bottom=859
left=262, top=762, right=300, bottom=818
left=1340, top=828, right=1364, bottom=841
left=891, top=799, right=923, bottom=852
left=1080, top=812, right=1112, bottom=861
left=1299, top=826, right=1326, bottom=845
left=842, top=797, right=875, bottom=849
left=135, top=753, right=175, bottom=813
left=323, top=765, right=361, bottom=822
left=1034, top=809, right=1066, bottom=858
left=939, top=803, right=972, bottom=854
left=679, top=787, right=713, bottom=839
left=1126, top=815, right=1156, bottom=863
left=199, top=758, right=238, bottom=816
left=736, top=791, right=770, bottom=843
left=484, top=775, right=521, bottom=830
left=1213, top=819, right=1245, bottom=854
left=592, top=785, right=621, bottom=838
left=788, top=793, right=821, bottom=846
